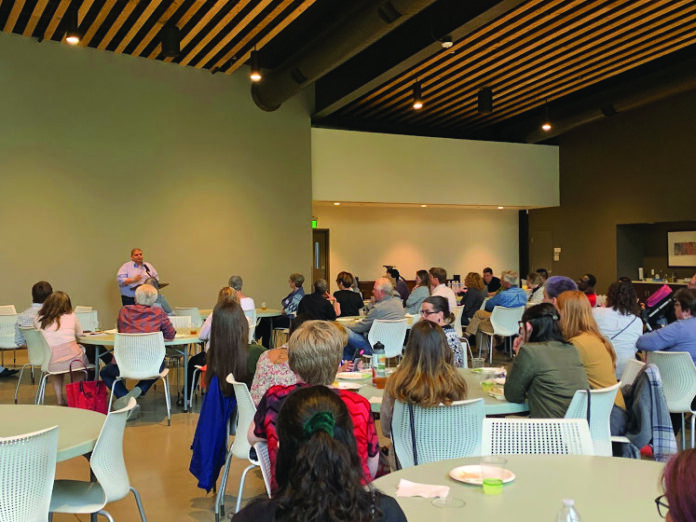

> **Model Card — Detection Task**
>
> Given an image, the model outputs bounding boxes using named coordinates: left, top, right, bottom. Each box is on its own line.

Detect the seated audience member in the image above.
left=465, top=270, right=527, bottom=344
left=387, top=268, right=410, bottom=305
left=381, top=320, right=468, bottom=437
left=429, top=266, right=457, bottom=311
left=689, top=273, right=696, bottom=290
left=250, top=314, right=312, bottom=405
left=15, top=280, right=53, bottom=348
left=483, top=267, right=502, bottom=295
left=593, top=280, right=643, bottom=378
left=657, top=449, right=696, bottom=522
left=460, top=272, right=486, bottom=328
left=543, top=275, right=578, bottom=307
left=577, top=273, right=598, bottom=307
left=298, top=279, right=339, bottom=320
left=334, top=271, right=364, bottom=317
left=405, top=269, right=430, bottom=314
left=100, top=284, right=176, bottom=415
left=637, top=288, right=696, bottom=364
left=236, top=386, right=406, bottom=522
left=345, top=278, right=405, bottom=359
left=249, top=320, right=379, bottom=490
left=255, top=273, right=305, bottom=348
left=536, top=268, right=549, bottom=283
left=504, top=303, right=589, bottom=418
left=384, top=273, right=403, bottom=300
left=228, top=275, right=255, bottom=311
left=34, top=291, right=90, bottom=405
left=558, top=291, right=626, bottom=434
left=190, top=299, right=263, bottom=491
left=143, top=277, right=172, bottom=314
left=526, top=272, right=545, bottom=305
left=420, top=296, right=466, bottom=367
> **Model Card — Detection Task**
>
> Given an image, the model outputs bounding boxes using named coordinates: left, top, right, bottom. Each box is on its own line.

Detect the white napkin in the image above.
left=368, top=396, right=383, bottom=405
left=396, top=479, right=450, bottom=499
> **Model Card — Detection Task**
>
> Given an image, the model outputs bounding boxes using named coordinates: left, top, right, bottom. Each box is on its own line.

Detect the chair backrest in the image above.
left=244, top=309, right=257, bottom=343
left=0, top=314, right=18, bottom=345
left=489, top=306, right=525, bottom=337
left=0, top=426, right=58, bottom=522
left=114, top=332, right=166, bottom=379
left=368, top=319, right=408, bottom=358
left=74, top=306, right=93, bottom=313
left=452, top=306, right=464, bottom=338
left=253, top=441, right=273, bottom=497
left=0, top=305, right=17, bottom=315
left=20, top=327, right=52, bottom=367
left=175, top=307, right=203, bottom=328
left=226, top=374, right=257, bottom=460
left=482, top=418, right=594, bottom=456
left=564, top=383, right=620, bottom=457
left=167, top=315, right=192, bottom=331
left=75, top=310, right=99, bottom=332
left=91, top=398, right=136, bottom=503
left=620, top=358, right=646, bottom=386
left=646, top=351, right=696, bottom=413
left=392, top=398, right=485, bottom=468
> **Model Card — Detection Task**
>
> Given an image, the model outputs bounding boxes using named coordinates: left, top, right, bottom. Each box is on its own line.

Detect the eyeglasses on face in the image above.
left=655, top=494, right=668, bottom=518
left=420, top=310, right=438, bottom=316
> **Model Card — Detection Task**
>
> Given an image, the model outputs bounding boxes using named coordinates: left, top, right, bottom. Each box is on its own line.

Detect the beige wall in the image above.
left=0, top=32, right=312, bottom=328
left=314, top=205, right=519, bottom=291
left=312, top=128, right=559, bottom=207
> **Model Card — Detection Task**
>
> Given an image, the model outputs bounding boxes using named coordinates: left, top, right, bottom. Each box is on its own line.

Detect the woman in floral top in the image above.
left=420, top=296, right=466, bottom=367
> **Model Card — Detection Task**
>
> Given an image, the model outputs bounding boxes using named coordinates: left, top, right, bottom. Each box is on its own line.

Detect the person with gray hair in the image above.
left=144, top=277, right=173, bottom=314
left=100, top=283, right=176, bottom=418
left=297, top=279, right=340, bottom=320
left=344, top=277, right=405, bottom=359
left=228, top=275, right=256, bottom=311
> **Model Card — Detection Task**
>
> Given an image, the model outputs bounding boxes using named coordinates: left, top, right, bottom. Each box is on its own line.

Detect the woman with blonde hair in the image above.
left=557, top=290, right=626, bottom=433
left=380, top=320, right=468, bottom=438
left=34, top=291, right=89, bottom=405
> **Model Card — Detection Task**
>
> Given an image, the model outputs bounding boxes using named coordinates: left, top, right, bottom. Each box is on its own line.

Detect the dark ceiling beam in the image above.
left=251, top=0, right=439, bottom=112
left=313, top=0, right=526, bottom=120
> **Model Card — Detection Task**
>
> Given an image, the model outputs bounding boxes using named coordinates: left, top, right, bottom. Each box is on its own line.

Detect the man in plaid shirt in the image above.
left=100, top=284, right=176, bottom=416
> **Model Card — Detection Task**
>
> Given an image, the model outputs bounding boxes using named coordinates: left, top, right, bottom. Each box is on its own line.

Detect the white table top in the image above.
left=199, top=307, right=283, bottom=319
left=346, top=369, right=528, bottom=415
left=0, top=405, right=105, bottom=462
left=78, top=332, right=201, bottom=346
left=373, top=455, right=664, bottom=521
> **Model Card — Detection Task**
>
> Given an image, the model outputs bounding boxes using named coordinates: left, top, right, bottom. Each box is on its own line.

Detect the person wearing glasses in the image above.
left=504, top=303, right=589, bottom=418
left=655, top=449, right=696, bottom=522
left=420, top=296, right=466, bottom=367
left=637, top=288, right=696, bottom=364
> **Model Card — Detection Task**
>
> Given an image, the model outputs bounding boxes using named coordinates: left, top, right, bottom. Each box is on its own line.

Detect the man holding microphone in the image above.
left=117, top=248, right=159, bottom=306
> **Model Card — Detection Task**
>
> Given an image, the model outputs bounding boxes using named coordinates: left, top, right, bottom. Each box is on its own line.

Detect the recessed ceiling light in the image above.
left=333, top=202, right=341, bottom=206
left=420, top=204, right=427, bottom=208
left=498, top=206, right=504, bottom=210
left=542, top=122, right=552, bottom=131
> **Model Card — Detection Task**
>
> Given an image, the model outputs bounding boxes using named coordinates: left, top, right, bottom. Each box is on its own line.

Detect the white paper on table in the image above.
left=369, top=396, right=383, bottom=405
left=103, top=329, right=118, bottom=334
left=396, top=479, right=450, bottom=499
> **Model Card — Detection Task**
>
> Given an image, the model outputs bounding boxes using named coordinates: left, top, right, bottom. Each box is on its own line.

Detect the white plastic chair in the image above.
left=647, top=351, right=696, bottom=449
left=50, top=398, right=147, bottom=522
left=619, top=358, right=645, bottom=386
left=254, top=441, right=272, bottom=497
left=20, top=328, right=90, bottom=405
left=391, top=398, right=485, bottom=468
left=108, top=332, right=171, bottom=426
left=0, top=305, right=17, bottom=315
left=482, top=418, right=595, bottom=456
left=479, top=306, right=525, bottom=363
left=368, top=319, right=408, bottom=358
left=75, top=310, right=99, bottom=332
left=0, top=426, right=58, bottom=522
left=244, top=308, right=257, bottom=343
left=162, top=315, right=189, bottom=399
left=0, top=313, right=21, bottom=367
left=564, top=383, right=620, bottom=456
left=216, top=374, right=269, bottom=520
left=167, top=315, right=191, bottom=331
left=452, top=306, right=464, bottom=338
left=175, top=307, right=203, bottom=328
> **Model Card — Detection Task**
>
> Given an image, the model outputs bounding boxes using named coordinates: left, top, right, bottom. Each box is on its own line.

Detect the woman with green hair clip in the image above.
left=235, top=386, right=406, bottom=521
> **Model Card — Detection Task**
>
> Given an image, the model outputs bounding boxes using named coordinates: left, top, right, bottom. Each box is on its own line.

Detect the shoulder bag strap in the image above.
left=610, top=315, right=638, bottom=340
left=408, top=402, right=418, bottom=466
left=585, top=388, right=592, bottom=428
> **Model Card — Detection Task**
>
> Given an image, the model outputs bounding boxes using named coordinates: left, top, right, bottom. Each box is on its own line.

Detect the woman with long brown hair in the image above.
left=380, top=320, right=468, bottom=437
left=34, top=291, right=89, bottom=405
left=460, top=272, right=486, bottom=328
left=557, top=290, right=626, bottom=432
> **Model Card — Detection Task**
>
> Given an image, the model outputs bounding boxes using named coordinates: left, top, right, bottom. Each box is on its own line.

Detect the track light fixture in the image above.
left=542, top=98, right=552, bottom=131
left=412, top=81, right=423, bottom=110
left=250, top=50, right=262, bottom=82
left=161, top=24, right=181, bottom=58
left=478, top=87, right=493, bottom=113
left=65, top=8, right=82, bottom=45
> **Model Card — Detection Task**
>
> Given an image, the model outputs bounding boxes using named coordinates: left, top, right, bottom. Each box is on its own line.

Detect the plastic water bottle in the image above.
left=556, top=499, right=582, bottom=521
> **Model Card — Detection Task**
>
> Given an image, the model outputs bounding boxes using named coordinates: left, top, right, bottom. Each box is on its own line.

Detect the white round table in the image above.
left=372, top=455, right=664, bottom=521
left=0, top=405, right=105, bottom=462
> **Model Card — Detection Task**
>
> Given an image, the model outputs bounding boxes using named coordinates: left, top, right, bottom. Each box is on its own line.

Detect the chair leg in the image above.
left=235, top=464, right=257, bottom=513
left=691, top=414, right=695, bottom=450
left=188, top=368, right=200, bottom=410
left=162, top=375, right=171, bottom=426
left=37, top=374, right=49, bottom=405
left=96, top=510, right=115, bottom=522
left=215, top=448, right=236, bottom=519
left=130, top=487, right=147, bottom=522
left=682, top=413, right=686, bottom=451
left=14, top=363, right=30, bottom=404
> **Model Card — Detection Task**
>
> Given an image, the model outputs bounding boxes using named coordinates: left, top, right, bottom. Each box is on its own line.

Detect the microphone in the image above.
left=144, top=264, right=152, bottom=276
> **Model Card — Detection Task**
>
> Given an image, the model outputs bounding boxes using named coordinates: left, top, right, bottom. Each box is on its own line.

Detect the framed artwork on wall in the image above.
left=668, top=231, right=696, bottom=267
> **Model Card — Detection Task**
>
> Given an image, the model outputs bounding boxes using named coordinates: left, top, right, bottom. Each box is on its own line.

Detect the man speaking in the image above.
left=117, top=248, right=159, bottom=306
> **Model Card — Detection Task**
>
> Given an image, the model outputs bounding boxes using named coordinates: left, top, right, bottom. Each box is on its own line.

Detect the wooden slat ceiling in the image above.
left=330, top=0, right=696, bottom=136
left=0, top=0, right=316, bottom=74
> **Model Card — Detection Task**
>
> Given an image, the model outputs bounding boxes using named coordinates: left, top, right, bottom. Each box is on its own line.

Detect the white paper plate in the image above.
left=471, top=367, right=505, bottom=374
left=449, top=465, right=515, bottom=485
left=336, top=317, right=357, bottom=323
left=336, top=371, right=371, bottom=380
left=332, top=381, right=363, bottom=390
